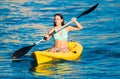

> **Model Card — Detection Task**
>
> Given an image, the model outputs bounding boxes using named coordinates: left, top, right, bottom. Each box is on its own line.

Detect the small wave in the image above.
left=5, top=23, right=48, bottom=31
left=89, top=46, right=120, bottom=58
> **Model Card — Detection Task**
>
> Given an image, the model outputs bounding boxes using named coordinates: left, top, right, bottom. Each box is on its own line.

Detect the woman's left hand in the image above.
left=71, top=17, right=77, bottom=23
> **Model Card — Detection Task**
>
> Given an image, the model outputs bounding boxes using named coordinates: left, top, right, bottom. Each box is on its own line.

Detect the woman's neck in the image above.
left=55, top=25, right=62, bottom=28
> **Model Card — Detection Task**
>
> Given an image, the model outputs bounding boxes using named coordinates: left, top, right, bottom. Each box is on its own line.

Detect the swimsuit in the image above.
left=53, top=28, right=68, bottom=40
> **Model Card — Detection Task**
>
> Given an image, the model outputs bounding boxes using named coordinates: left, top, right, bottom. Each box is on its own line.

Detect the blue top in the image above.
left=53, top=28, right=68, bottom=40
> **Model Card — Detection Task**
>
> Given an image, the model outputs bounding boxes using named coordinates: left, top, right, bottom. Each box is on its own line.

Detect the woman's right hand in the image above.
left=44, top=34, right=50, bottom=41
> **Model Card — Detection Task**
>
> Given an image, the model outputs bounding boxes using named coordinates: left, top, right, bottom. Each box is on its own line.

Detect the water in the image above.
left=0, top=0, right=120, bottom=79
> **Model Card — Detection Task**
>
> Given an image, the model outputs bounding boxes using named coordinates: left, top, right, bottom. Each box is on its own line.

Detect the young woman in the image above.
left=44, top=13, right=83, bottom=52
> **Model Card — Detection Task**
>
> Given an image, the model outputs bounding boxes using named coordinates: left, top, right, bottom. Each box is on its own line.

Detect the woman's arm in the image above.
left=44, top=27, right=55, bottom=41
left=68, top=17, right=83, bottom=31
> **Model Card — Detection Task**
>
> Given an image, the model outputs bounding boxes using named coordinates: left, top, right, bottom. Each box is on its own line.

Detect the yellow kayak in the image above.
left=31, top=42, right=83, bottom=64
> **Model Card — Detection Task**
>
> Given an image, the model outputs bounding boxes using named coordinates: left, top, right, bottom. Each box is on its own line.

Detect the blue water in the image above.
left=0, top=0, right=120, bottom=79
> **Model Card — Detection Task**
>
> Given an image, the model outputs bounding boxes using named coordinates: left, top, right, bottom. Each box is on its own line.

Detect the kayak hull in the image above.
left=31, top=42, right=83, bottom=64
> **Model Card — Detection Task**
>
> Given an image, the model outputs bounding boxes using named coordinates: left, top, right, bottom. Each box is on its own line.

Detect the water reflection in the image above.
left=30, top=60, right=75, bottom=76
left=32, top=63, right=55, bottom=76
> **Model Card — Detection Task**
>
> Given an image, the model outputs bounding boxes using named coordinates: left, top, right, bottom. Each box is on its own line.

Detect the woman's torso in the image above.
left=53, top=27, right=69, bottom=48
left=54, top=40, right=68, bottom=48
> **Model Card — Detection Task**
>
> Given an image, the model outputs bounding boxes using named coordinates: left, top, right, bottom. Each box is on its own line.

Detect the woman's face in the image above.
left=54, top=15, right=63, bottom=26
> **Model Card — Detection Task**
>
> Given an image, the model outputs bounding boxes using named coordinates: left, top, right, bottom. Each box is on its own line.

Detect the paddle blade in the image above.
left=12, top=44, right=35, bottom=59
left=77, top=3, right=99, bottom=18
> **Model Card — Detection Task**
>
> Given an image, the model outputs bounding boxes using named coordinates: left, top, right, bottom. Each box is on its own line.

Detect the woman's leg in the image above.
left=59, top=47, right=69, bottom=52
left=49, top=47, right=69, bottom=52
left=49, top=47, right=59, bottom=52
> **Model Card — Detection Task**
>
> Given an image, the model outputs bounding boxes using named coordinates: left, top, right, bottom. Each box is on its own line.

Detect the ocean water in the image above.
left=0, top=0, right=120, bottom=79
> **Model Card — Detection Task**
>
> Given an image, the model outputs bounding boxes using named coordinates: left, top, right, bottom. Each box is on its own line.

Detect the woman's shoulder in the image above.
left=50, top=26, right=55, bottom=30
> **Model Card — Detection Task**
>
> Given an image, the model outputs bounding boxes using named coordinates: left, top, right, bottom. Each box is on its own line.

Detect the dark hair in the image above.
left=54, top=13, right=64, bottom=26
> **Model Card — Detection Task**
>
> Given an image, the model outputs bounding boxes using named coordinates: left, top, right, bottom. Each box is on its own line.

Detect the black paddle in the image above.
left=12, top=3, right=99, bottom=59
